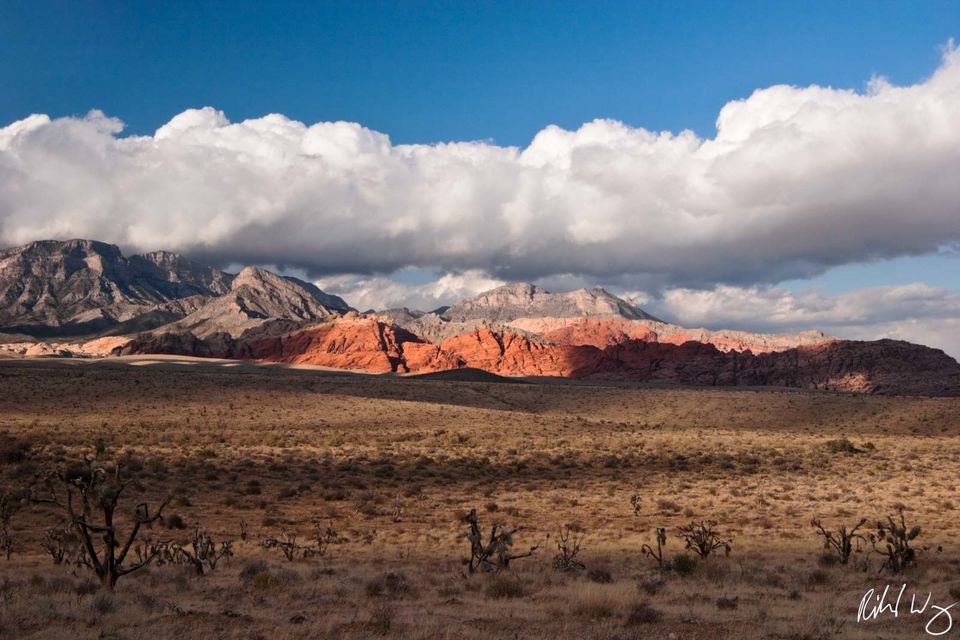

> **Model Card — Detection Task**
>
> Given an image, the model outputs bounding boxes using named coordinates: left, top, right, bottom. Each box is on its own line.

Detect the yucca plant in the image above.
left=641, top=527, right=668, bottom=570
left=870, top=508, right=920, bottom=574
left=812, top=517, right=867, bottom=565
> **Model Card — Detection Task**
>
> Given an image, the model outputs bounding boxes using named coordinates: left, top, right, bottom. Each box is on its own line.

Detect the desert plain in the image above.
left=2, top=357, right=960, bottom=639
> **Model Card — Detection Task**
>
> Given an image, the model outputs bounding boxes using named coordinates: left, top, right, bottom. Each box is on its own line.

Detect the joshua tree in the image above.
left=172, top=526, right=233, bottom=575
left=262, top=529, right=303, bottom=561
left=870, top=509, right=920, bottom=574
left=303, top=520, right=341, bottom=558
left=641, top=527, right=668, bottom=570
left=463, top=508, right=538, bottom=573
left=31, top=455, right=169, bottom=589
left=812, top=517, right=867, bottom=565
left=678, top=520, right=731, bottom=559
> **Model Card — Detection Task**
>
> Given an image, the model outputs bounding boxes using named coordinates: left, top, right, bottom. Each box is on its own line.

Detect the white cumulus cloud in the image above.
left=2, top=45, right=960, bottom=287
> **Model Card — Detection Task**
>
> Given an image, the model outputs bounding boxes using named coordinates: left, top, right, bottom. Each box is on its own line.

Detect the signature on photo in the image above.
left=859, top=584, right=959, bottom=636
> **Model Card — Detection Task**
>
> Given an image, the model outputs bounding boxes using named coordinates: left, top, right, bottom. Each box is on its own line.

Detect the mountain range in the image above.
left=2, top=239, right=958, bottom=396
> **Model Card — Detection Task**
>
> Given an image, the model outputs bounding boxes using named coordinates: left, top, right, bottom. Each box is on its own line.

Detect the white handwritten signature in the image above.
left=859, top=584, right=959, bottom=636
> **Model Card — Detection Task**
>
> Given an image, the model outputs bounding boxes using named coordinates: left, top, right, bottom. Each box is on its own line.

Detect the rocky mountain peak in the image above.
left=441, top=282, right=660, bottom=323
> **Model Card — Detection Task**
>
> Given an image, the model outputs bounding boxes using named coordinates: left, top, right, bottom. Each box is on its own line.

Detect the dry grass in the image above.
left=2, top=357, right=960, bottom=638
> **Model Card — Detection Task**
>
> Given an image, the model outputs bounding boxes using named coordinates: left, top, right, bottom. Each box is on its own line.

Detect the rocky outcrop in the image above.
left=117, top=314, right=960, bottom=395
left=441, top=282, right=661, bottom=323
left=0, top=239, right=232, bottom=337
left=517, top=317, right=833, bottom=353
left=161, top=266, right=352, bottom=338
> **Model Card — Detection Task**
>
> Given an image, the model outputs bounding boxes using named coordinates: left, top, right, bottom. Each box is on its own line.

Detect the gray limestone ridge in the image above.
left=166, top=266, right=352, bottom=338
left=0, top=239, right=351, bottom=339
left=440, top=282, right=663, bottom=323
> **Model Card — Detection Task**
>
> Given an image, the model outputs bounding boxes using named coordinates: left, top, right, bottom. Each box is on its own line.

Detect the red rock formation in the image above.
left=118, top=319, right=960, bottom=396
left=439, top=328, right=599, bottom=377
left=539, top=317, right=658, bottom=348
left=241, top=318, right=455, bottom=373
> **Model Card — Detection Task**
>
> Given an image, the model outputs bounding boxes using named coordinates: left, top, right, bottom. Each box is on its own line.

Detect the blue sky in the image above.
left=1, top=1, right=960, bottom=354
left=2, top=1, right=957, bottom=144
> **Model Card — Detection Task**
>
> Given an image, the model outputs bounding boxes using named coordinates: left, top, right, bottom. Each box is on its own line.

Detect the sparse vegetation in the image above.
left=678, top=520, right=731, bottom=559
left=812, top=517, right=867, bottom=565
left=551, top=525, right=585, bottom=572
left=0, top=491, right=18, bottom=560
left=463, top=508, right=538, bottom=573
left=30, top=453, right=169, bottom=589
left=641, top=526, right=667, bottom=570
left=0, top=359, right=958, bottom=638
left=871, top=508, right=921, bottom=574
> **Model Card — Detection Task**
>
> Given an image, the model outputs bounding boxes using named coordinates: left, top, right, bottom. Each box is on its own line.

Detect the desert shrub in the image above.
left=670, top=553, right=698, bottom=576
left=638, top=576, right=665, bottom=595
left=75, top=579, right=98, bottom=596
left=573, top=597, right=616, bottom=619
left=808, top=569, right=830, bottom=586
left=817, top=552, right=839, bottom=567
left=239, top=560, right=268, bottom=582
left=625, top=601, right=663, bottom=625
left=0, top=436, right=29, bottom=464
left=484, top=577, right=528, bottom=599
left=135, top=592, right=161, bottom=612
left=366, top=572, right=417, bottom=599
left=587, top=568, right=614, bottom=583
left=365, top=604, right=396, bottom=636
left=90, top=594, right=116, bottom=615
left=250, top=567, right=298, bottom=590
left=657, top=499, right=682, bottom=513
left=251, top=571, right=284, bottom=590
left=825, top=438, right=860, bottom=454
left=0, top=491, right=19, bottom=560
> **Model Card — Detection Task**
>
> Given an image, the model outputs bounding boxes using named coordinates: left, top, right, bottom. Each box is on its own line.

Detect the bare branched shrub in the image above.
left=41, top=522, right=86, bottom=565
left=678, top=521, right=731, bottom=559
left=812, top=517, right=867, bottom=565
left=641, top=527, right=668, bottom=570
left=552, top=526, right=585, bottom=572
left=462, top=508, right=538, bottom=574
left=870, top=509, right=921, bottom=574
left=31, top=455, right=169, bottom=589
